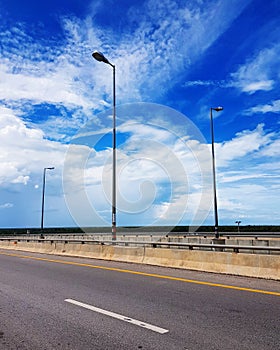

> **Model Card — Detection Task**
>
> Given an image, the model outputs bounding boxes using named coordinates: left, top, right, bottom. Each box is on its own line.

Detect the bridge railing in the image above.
left=1, top=236, right=280, bottom=255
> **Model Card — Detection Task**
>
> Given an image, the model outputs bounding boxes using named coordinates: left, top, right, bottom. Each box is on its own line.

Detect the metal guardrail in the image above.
left=2, top=232, right=280, bottom=239
left=1, top=237, right=280, bottom=254
left=220, top=232, right=280, bottom=238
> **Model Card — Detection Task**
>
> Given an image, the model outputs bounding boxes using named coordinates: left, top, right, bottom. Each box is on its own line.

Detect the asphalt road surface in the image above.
left=0, top=249, right=279, bottom=350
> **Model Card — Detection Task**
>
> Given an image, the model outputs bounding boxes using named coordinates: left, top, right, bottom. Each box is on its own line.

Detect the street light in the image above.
left=210, top=106, right=223, bottom=239
left=235, top=220, right=241, bottom=232
left=92, top=51, right=116, bottom=241
left=41, top=167, right=55, bottom=234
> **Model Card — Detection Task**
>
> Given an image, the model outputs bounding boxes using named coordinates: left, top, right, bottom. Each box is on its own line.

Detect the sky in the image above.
left=0, top=0, right=279, bottom=230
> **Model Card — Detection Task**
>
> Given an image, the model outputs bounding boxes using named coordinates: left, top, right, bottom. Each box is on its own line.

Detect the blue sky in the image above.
left=0, top=0, right=279, bottom=229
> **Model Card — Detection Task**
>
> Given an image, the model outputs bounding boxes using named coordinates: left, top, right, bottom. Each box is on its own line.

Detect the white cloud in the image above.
left=0, top=203, right=13, bottom=209
left=0, top=106, right=79, bottom=227
left=210, top=127, right=280, bottom=224
left=215, top=124, right=273, bottom=167
left=231, top=42, right=280, bottom=94
left=115, top=0, right=252, bottom=99
left=259, top=139, right=280, bottom=157
left=0, top=61, right=91, bottom=109
left=1, top=0, right=279, bottom=227
left=1, top=0, right=252, bottom=111
left=242, top=80, right=274, bottom=94
left=217, top=182, right=280, bottom=225
left=246, top=99, right=280, bottom=114
left=0, top=106, right=67, bottom=186
left=1, top=102, right=279, bottom=227
left=0, top=0, right=254, bottom=155
left=56, top=102, right=280, bottom=228
left=63, top=104, right=214, bottom=228
left=220, top=172, right=276, bottom=184
left=183, top=80, right=225, bottom=87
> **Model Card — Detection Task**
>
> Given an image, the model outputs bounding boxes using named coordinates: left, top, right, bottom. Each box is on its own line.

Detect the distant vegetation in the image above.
left=0, top=225, right=279, bottom=235
left=171, top=225, right=280, bottom=233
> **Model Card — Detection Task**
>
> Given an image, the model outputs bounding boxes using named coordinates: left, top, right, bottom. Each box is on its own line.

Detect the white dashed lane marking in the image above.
left=65, top=298, right=169, bottom=334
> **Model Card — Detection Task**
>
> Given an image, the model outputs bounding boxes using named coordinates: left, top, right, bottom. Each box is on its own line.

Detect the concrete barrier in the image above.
left=0, top=240, right=279, bottom=280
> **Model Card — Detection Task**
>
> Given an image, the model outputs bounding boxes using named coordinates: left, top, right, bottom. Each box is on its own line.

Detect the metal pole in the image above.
left=92, top=52, right=117, bottom=241
left=210, top=108, right=219, bottom=239
left=41, top=168, right=47, bottom=231
left=236, top=220, right=241, bottom=232
left=112, top=64, right=116, bottom=241
left=40, top=167, right=54, bottom=234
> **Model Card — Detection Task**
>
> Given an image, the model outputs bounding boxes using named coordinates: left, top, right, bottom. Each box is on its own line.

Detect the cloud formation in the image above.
left=0, top=0, right=279, bottom=228
left=231, top=42, right=280, bottom=94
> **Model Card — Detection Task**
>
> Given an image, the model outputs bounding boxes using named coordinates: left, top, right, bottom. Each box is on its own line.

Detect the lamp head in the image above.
left=92, top=51, right=110, bottom=64
left=45, top=167, right=55, bottom=170
left=212, top=106, right=223, bottom=112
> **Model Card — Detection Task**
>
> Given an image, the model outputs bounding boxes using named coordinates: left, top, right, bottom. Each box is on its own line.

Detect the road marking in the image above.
left=65, top=298, right=169, bottom=334
left=0, top=250, right=280, bottom=297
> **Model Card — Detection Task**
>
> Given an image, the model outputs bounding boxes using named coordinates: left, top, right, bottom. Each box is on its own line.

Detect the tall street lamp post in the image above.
left=235, top=220, right=241, bottom=232
left=92, top=51, right=116, bottom=241
left=210, top=107, right=223, bottom=239
left=41, top=167, right=55, bottom=234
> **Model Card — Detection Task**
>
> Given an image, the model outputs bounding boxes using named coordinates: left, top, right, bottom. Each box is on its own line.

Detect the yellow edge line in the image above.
left=1, top=250, right=279, bottom=297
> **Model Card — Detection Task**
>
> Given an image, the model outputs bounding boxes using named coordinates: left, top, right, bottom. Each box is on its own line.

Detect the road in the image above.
left=0, top=249, right=279, bottom=350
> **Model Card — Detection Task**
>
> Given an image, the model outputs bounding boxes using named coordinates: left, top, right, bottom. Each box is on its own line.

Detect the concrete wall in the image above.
left=0, top=240, right=279, bottom=280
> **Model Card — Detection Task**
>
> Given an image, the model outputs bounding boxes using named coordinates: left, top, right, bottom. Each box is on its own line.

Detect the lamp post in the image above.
left=41, top=167, right=54, bottom=234
left=92, top=51, right=116, bottom=241
left=210, top=107, right=223, bottom=239
left=235, top=220, right=241, bottom=232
